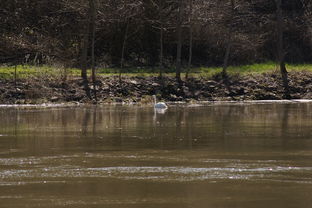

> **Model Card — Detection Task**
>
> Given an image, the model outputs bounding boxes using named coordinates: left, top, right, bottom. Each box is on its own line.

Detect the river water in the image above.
left=0, top=103, right=311, bottom=208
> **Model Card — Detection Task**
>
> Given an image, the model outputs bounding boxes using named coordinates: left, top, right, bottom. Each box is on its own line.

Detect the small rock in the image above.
left=169, top=94, right=178, bottom=101
left=303, top=92, right=312, bottom=99
left=51, top=96, right=59, bottom=102
left=114, top=97, right=123, bottom=102
left=206, top=80, right=217, bottom=85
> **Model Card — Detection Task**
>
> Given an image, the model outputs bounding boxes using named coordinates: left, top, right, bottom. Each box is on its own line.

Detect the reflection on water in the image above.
left=0, top=103, right=312, bottom=208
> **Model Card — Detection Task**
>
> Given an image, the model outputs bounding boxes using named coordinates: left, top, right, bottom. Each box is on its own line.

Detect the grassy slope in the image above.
left=1, top=62, right=312, bottom=79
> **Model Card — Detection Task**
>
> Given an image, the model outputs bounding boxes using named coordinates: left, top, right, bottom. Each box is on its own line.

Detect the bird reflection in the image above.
left=155, top=108, right=167, bottom=114
left=153, top=107, right=167, bottom=125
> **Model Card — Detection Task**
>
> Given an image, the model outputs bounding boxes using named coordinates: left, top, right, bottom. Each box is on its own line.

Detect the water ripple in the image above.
left=1, top=165, right=312, bottom=183
left=1, top=154, right=311, bottom=184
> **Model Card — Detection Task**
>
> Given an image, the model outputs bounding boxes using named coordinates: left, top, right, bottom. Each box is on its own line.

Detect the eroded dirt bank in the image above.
left=1, top=71, right=312, bottom=104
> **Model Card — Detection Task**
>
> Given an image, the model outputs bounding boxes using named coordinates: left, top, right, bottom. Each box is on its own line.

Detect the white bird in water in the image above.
left=153, top=95, right=168, bottom=109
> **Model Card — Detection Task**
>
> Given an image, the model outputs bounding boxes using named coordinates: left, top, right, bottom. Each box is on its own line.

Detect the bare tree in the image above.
left=80, top=5, right=91, bottom=99
left=119, top=18, right=130, bottom=82
left=148, top=0, right=174, bottom=77
left=176, top=0, right=184, bottom=82
left=185, top=0, right=193, bottom=80
left=90, top=0, right=97, bottom=101
left=275, top=0, right=290, bottom=99
left=159, top=0, right=165, bottom=77
left=222, top=0, right=235, bottom=79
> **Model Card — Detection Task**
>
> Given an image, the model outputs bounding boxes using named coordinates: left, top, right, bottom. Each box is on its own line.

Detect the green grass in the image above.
left=0, top=65, right=81, bottom=79
left=193, top=62, right=312, bottom=77
left=197, top=62, right=278, bottom=75
left=1, top=63, right=312, bottom=79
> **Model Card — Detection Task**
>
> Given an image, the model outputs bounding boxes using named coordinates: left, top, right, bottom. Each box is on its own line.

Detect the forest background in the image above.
left=1, top=0, right=312, bottom=103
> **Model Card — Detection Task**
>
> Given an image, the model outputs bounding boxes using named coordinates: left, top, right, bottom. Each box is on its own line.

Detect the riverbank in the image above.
left=1, top=70, right=312, bottom=104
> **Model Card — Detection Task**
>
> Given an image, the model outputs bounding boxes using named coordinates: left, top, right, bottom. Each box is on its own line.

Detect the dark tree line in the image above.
left=1, top=0, right=312, bottom=77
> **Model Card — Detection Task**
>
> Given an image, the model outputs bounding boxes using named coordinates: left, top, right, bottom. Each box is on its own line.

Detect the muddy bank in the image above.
left=1, top=71, right=312, bottom=104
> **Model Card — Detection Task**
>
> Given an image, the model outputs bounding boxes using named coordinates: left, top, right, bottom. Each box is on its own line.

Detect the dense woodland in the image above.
left=2, top=0, right=312, bottom=102
left=1, top=0, right=312, bottom=67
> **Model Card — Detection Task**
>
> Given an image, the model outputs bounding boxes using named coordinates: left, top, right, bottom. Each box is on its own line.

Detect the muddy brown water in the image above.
left=0, top=103, right=312, bottom=208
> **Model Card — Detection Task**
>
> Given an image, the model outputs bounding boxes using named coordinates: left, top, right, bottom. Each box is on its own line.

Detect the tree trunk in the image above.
left=119, top=19, right=130, bottom=82
left=80, top=16, right=91, bottom=99
left=222, top=39, right=231, bottom=78
left=276, top=0, right=290, bottom=99
left=81, top=24, right=88, bottom=81
left=176, top=0, right=183, bottom=82
left=159, top=0, right=164, bottom=78
left=222, top=0, right=235, bottom=79
left=185, top=0, right=193, bottom=80
left=89, top=0, right=97, bottom=102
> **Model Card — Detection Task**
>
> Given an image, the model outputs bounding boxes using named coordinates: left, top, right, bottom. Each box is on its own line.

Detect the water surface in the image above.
left=0, top=103, right=312, bottom=208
